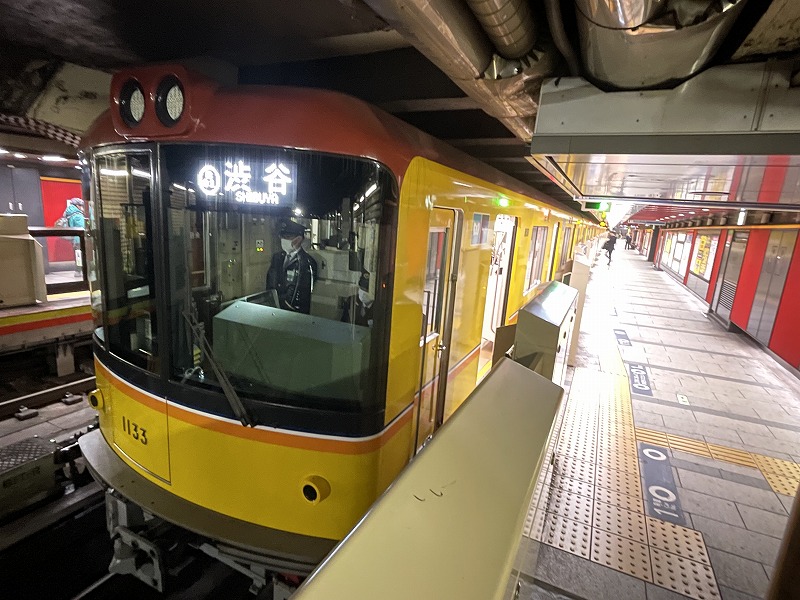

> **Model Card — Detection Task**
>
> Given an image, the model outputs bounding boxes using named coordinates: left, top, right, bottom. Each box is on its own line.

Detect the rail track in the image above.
left=0, top=376, right=95, bottom=419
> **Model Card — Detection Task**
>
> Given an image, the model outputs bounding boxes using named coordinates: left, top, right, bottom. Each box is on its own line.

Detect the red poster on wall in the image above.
left=40, top=177, right=82, bottom=262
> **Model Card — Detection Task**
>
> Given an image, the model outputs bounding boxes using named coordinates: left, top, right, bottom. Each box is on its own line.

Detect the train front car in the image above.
left=79, top=65, right=406, bottom=592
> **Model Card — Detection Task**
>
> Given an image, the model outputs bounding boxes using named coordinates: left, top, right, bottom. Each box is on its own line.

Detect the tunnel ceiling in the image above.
left=1, top=0, right=798, bottom=217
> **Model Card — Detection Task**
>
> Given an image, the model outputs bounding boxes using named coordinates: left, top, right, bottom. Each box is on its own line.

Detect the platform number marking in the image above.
left=638, top=443, right=686, bottom=526
left=613, top=329, right=632, bottom=346
left=627, top=362, right=653, bottom=396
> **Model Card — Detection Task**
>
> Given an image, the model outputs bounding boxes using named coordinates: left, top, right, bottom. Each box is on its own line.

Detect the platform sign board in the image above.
left=638, top=442, right=686, bottom=526
left=614, top=329, right=631, bottom=346
left=627, top=362, right=653, bottom=396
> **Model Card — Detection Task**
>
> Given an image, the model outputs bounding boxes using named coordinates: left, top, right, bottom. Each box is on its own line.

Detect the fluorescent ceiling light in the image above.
left=0, top=148, right=8, bottom=154
left=41, top=155, right=67, bottom=162
left=100, top=168, right=128, bottom=177
left=365, top=183, right=378, bottom=197
left=13, top=153, right=26, bottom=159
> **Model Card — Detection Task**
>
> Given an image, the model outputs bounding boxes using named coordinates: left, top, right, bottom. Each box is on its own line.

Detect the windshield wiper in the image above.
left=182, top=312, right=255, bottom=427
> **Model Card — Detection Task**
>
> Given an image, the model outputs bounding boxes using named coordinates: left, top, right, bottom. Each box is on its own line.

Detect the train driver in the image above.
left=266, top=219, right=317, bottom=314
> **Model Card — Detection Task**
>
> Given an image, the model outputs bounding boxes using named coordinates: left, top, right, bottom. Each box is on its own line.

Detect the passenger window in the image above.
left=423, top=230, right=448, bottom=338
left=525, top=226, right=547, bottom=291
left=560, top=226, right=573, bottom=267
left=96, top=153, right=158, bottom=372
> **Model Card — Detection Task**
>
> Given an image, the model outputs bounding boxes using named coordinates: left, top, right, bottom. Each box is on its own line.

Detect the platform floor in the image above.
left=527, top=248, right=800, bottom=600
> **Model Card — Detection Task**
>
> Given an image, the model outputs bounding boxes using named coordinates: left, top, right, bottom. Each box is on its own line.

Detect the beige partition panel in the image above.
left=293, top=357, right=563, bottom=600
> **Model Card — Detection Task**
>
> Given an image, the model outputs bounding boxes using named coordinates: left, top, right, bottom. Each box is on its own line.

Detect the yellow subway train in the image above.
left=78, top=63, right=600, bottom=590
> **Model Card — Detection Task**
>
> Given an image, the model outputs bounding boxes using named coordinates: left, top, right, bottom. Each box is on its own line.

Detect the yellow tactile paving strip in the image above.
left=529, top=363, right=722, bottom=600
left=634, top=427, right=800, bottom=496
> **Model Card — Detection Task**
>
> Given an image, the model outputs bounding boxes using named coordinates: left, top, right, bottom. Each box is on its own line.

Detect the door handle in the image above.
left=435, top=343, right=447, bottom=352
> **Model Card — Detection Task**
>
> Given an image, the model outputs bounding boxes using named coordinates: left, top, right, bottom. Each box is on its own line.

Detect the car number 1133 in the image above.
left=121, top=415, right=148, bottom=445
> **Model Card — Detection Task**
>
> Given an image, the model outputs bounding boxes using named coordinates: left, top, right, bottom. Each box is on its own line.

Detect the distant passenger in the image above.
left=55, top=197, right=86, bottom=250
left=603, top=231, right=617, bottom=265
left=267, top=219, right=317, bottom=314
left=625, top=234, right=632, bottom=250
left=341, top=271, right=375, bottom=327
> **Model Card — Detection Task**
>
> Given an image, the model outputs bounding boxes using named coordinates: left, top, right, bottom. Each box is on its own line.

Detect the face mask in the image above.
left=281, top=239, right=294, bottom=254
left=358, top=288, right=373, bottom=305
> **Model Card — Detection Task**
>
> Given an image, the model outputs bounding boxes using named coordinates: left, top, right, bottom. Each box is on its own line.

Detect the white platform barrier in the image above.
left=292, top=357, right=563, bottom=600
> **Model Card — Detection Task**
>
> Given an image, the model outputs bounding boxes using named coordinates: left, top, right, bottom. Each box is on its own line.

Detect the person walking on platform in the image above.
left=625, top=233, right=632, bottom=249
left=602, top=231, right=617, bottom=265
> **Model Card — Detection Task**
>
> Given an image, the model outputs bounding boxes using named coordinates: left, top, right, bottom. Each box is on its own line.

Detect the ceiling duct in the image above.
left=575, top=0, right=749, bottom=89
left=465, top=0, right=537, bottom=59
left=362, top=0, right=553, bottom=140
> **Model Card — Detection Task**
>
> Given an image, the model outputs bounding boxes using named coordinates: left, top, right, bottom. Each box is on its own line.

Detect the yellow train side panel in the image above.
left=385, top=157, right=579, bottom=428
left=96, top=358, right=414, bottom=541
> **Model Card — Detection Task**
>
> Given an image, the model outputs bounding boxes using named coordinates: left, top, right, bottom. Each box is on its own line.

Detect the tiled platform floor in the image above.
left=527, top=248, right=800, bottom=600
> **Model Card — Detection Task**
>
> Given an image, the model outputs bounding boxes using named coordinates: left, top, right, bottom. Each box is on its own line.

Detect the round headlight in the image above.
left=155, top=76, right=184, bottom=127
left=119, top=79, right=145, bottom=127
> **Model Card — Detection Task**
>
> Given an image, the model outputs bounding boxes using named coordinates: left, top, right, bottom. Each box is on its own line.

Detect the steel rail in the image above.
left=0, top=376, right=95, bottom=419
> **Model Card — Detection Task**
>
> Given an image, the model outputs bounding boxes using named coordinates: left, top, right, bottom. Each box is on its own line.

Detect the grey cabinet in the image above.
left=0, top=167, right=45, bottom=225
left=513, top=280, right=578, bottom=387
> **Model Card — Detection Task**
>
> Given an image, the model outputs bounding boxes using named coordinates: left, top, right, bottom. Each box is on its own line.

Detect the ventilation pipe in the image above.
left=575, top=0, right=749, bottom=89
left=362, top=0, right=552, bottom=141
left=465, top=0, right=537, bottom=59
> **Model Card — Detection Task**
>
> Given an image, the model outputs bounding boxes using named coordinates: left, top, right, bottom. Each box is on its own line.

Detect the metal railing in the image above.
left=28, top=226, right=89, bottom=295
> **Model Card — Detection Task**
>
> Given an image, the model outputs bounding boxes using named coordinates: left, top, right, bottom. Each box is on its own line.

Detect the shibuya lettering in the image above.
left=197, top=160, right=293, bottom=205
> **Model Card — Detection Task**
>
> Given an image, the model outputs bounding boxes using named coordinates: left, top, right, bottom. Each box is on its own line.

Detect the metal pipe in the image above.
left=543, top=0, right=581, bottom=76
left=574, top=0, right=749, bottom=89
left=362, top=0, right=552, bottom=141
left=575, top=0, right=666, bottom=30
left=465, top=0, right=536, bottom=59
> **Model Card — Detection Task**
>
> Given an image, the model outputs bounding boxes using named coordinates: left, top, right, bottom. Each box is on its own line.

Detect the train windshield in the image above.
left=162, top=144, right=396, bottom=413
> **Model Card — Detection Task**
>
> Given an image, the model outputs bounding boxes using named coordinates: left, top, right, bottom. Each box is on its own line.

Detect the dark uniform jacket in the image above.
left=341, top=295, right=374, bottom=327
left=266, top=249, right=317, bottom=314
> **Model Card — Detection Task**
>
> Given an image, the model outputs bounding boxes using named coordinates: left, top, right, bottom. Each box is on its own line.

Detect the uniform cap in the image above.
left=358, top=271, right=370, bottom=291
left=279, top=219, right=305, bottom=238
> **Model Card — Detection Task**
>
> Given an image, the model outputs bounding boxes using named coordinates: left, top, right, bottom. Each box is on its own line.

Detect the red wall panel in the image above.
left=769, top=235, right=800, bottom=367
left=730, top=230, right=770, bottom=330
left=41, top=178, right=81, bottom=261
left=705, top=230, right=728, bottom=304
left=758, top=156, right=790, bottom=203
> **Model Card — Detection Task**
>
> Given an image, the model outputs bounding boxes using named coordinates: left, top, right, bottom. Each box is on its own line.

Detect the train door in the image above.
left=416, top=208, right=462, bottom=447
left=712, top=230, right=748, bottom=323
left=746, top=230, right=798, bottom=344
left=481, top=214, right=517, bottom=343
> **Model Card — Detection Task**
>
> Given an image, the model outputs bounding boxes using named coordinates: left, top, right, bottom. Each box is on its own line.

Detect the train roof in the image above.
left=82, top=63, right=581, bottom=218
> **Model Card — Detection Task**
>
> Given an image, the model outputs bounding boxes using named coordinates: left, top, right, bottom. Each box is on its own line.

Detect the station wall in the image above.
left=653, top=225, right=800, bottom=371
